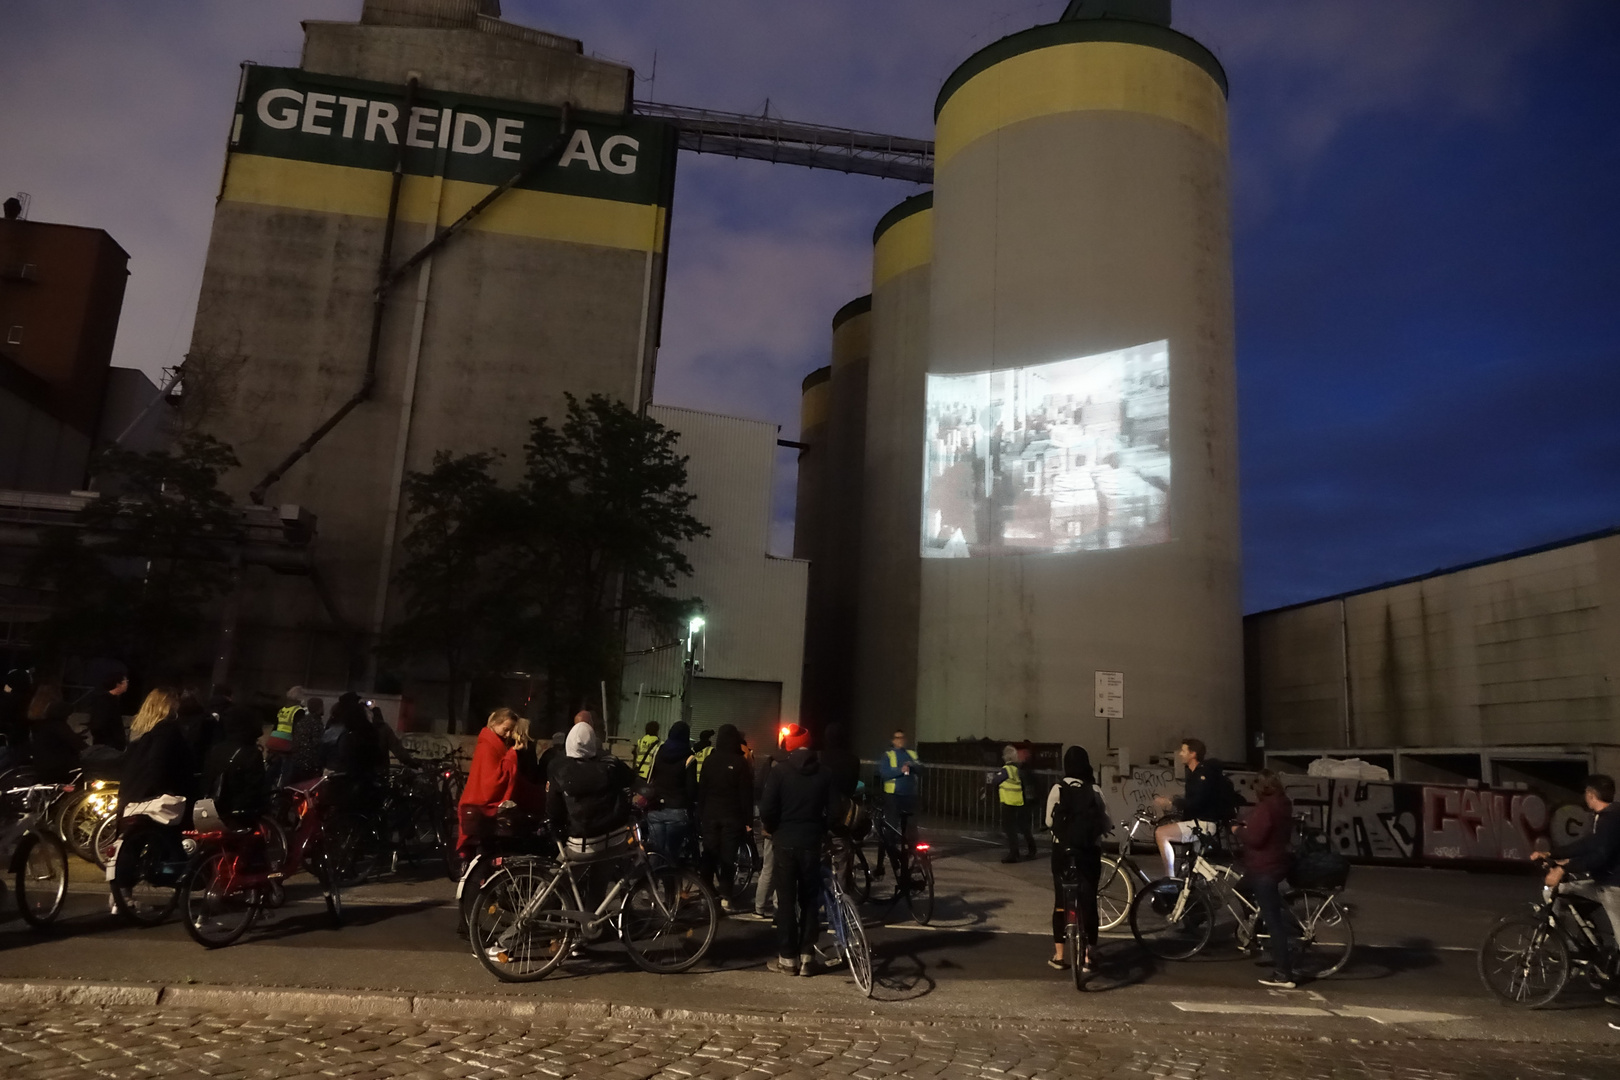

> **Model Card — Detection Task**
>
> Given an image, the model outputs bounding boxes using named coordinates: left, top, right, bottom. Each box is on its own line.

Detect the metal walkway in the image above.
left=633, top=100, right=933, bottom=184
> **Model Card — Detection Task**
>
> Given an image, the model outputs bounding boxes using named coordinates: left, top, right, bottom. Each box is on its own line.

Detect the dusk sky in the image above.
left=4, top=1, right=1616, bottom=613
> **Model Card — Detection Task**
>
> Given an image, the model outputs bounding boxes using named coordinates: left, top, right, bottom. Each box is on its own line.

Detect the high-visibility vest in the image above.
left=694, top=745, right=713, bottom=780
left=274, top=705, right=300, bottom=736
left=884, top=749, right=917, bottom=794
left=634, top=735, right=661, bottom=779
left=998, top=764, right=1025, bottom=807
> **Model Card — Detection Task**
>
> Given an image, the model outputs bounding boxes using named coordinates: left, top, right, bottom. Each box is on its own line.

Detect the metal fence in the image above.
left=862, top=760, right=1059, bottom=831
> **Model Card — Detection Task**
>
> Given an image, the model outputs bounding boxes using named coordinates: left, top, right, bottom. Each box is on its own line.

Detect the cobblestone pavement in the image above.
left=0, top=1003, right=1609, bottom=1080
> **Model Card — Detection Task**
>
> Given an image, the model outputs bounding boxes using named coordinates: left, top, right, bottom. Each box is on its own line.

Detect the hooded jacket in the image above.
left=547, top=721, right=634, bottom=838
left=649, top=720, right=697, bottom=811
left=696, top=725, right=753, bottom=823
left=759, top=746, right=835, bottom=848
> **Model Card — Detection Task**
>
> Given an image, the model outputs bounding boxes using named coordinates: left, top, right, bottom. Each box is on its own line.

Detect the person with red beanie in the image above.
left=758, top=723, right=835, bottom=975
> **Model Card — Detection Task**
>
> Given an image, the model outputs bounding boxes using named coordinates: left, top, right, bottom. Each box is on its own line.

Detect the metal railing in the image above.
left=863, top=760, right=1059, bottom=831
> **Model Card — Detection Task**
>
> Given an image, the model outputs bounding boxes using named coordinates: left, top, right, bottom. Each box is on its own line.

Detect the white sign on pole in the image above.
left=1094, top=671, right=1124, bottom=719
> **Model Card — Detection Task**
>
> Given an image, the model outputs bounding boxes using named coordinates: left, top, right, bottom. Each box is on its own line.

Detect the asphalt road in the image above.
left=2, top=829, right=1613, bottom=1048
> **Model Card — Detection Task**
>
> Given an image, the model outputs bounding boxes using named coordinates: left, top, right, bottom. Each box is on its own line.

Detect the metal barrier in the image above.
left=862, top=760, right=1059, bottom=830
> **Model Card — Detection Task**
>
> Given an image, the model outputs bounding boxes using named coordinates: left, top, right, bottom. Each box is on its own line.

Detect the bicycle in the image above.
left=469, top=824, right=717, bottom=983
left=57, top=774, right=119, bottom=865
left=1095, top=807, right=1160, bottom=932
left=814, top=836, right=873, bottom=997
left=1129, top=821, right=1354, bottom=978
left=178, top=775, right=350, bottom=946
left=1478, top=859, right=1620, bottom=1007
left=1, top=780, right=72, bottom=928
left=862, top=801, right=934, bottom=925
left=1056, top=862, right=1092, bottom=991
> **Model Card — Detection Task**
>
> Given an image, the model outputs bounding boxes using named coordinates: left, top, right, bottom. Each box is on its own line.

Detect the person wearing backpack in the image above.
left=1152, top=737, right=1238, bottom=876
left=1044, top=745, right=1109, bottom=971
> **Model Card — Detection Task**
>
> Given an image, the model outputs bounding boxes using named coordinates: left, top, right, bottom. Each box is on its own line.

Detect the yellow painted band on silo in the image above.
left=801, top=379, right=831, bottom=431
left=873, top=209, right=933, bottom=288
left=936, top=41, right=1227, bottom=168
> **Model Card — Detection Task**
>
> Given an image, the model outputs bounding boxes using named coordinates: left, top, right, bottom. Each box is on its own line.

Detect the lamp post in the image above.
left=680, top=612, right=706, bottom=726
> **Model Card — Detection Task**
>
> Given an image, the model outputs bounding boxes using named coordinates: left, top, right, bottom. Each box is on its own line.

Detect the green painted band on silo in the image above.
left=801, top=365, right=833, bottom=394
left=873, top=191, right=934, bottom=246
left=832, top=295, right=873, bottom=332
left=935, top=18, right=1228, bottom=118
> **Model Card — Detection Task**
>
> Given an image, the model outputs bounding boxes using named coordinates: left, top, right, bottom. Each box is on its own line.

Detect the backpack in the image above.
left=1049, top=779, right=1110, bottom=849
left=1209, top=769, right=1241, bottom=821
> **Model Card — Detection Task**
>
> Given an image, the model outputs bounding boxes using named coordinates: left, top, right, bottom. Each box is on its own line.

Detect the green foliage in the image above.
left=384, top=395, right=708, bottom=731
left=27, top=434, right=242, bottom=677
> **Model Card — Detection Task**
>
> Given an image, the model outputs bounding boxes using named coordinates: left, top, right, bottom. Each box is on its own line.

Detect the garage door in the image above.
left=689, top=677, right=783, bottom=755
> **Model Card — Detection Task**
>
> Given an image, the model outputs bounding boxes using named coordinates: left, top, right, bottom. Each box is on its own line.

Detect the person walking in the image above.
left=1237, top=769, right=1298, bottom=989
left=633, top=721, right=661, bottom=780
left=646, top=720, right=697, bottom=862
left=696, top=724, right=752, bottom=909
left=758, top=724, right=835, bottom=976
left=1044, top=746, right=1109, bottom=971
left=987, top=745, right=1033, bottom=863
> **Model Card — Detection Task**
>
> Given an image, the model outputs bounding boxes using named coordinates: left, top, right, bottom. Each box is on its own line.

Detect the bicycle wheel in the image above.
left=1129, top=877, right=1215, bottom=960
left=842, top=843, right=872, bottom=905
left=1479, top=915, right=1569, bottom=1008
left=623, top=866, right=718, bottom=973
left=62, top=790, right=112, bottom=863
left=906, top=849, right=935, bottom=926
left=833, top=890, right=873, bottom=997
left=110, top=829, right=182, bottom=926
left=181, top=852, right=261, bottom=948
left=1097, top=856, right=1135, bottom=932
left=15, top=833, right=68, bottom=928
left=322, top=813, right=381, bottom=887
left=91, top=812, right=119, bottom=869
left=471, top=861, right=575, bottom=982
left=257, top=815, right=289, bottom=877
left=1291, top=890, right=1354, bottom=979
left=1067, top=922, right=1085, bottom=991
left=731, top=834, right=759, bottom=904
left=867, top=842, right=898, bottom=905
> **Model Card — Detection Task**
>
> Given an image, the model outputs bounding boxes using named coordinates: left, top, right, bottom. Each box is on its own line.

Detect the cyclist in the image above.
left=1542, top=773, right=1620, bottom=1022
left=201, top=707, right=271, bottom=828
left=878, top=729, right=921, bottom=832
left=987, top=745, right=1035, bottom=863
left=633, top=721, right=661, bottom=780
left=759, top=723, right=834, bottom=976
left=1152, top=738, right=1236, bottom=877
left=645, top=720, right=698, bottom=862
left=545, top=718, right=634, bottom=842
left=1235, top=769, right=1297, bottom=989
left=1044, top=745, right=1108, bottom=971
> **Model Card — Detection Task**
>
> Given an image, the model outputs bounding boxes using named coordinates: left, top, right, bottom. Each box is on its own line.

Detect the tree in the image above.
left=378, top=451, right=516, bottom=729
left=28, top=433, right=242, bottom=679
left=385, top=395, right=708, bottom=732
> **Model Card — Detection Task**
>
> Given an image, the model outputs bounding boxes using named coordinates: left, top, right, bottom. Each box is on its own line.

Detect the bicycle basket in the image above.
left=1288, top=849, right=1350, bottom=889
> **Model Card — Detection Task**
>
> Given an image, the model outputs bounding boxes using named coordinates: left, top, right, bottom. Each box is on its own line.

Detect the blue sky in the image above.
left=3, top=1, right=1616, bottom=612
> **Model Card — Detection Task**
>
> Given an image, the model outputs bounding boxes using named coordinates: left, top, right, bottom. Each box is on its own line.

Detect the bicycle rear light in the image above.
left=914, top=842, right=930, bottom=852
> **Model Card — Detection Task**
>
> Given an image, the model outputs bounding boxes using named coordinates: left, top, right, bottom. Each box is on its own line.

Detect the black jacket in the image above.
left=1555, top=803, right=1620, bottom=887
left=547, top=755, right=634, bottom=838
left=30, top=705, right=83, bottom=782
left=85, top=692, right=128, bottom=750
left=117, top=718, right=195, bottom=810
left=1178, top=760, right=1233, bottom=822
left=201, top=741, right=268, bottom=821
left=696, top=728, right=753, bottom=823
left=759, top=747, right=835, bottom=848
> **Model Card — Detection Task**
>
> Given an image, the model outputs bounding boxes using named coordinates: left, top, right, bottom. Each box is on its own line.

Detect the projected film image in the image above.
left=921, top=341, right=1170, bottom=557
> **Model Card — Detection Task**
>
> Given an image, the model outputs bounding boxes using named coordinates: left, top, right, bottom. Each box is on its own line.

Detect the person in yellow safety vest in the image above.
left=878, top=730, right=921, bottom=823
left=988, top=745, right=1036, bottom=863
left=634, top=721, right=661, bottom=780
left=693, top=728, right=715, bottom=780
left=265, top=686, right=304, bottom=787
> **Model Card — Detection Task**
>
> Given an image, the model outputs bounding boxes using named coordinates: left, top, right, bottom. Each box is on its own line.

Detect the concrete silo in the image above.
left=853, top=194, right=932, bottom=750
left=798, top=297, right=871, bottom=730
left=792, top=366, right=832, bottom=564
left=918, top=1, right=1242, bottom=758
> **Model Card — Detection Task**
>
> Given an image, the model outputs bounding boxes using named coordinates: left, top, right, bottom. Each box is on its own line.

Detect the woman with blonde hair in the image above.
left=455, top=708, right=527, bottom=862
left=117, top=687, right=196, bottom=821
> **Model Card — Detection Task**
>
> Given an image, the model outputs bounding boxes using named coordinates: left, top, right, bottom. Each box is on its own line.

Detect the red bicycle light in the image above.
left=915, top=842, right=930, bottom=852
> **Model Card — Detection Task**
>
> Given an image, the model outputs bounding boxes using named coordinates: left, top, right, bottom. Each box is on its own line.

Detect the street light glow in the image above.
left=689, top=615, right=705, bottom=633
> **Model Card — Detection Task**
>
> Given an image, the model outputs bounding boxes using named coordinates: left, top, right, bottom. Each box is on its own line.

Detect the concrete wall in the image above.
left=0, top=379, right=90, bottom=492
left=1248, top=532, right=1620, bottom=750
left=621, top=405, right=808, bottom=751
left=918, top=21, right=1242, bottom=760
left=186, top=16, right=672, bottom=698
left=799, top=300, right=870, bottom=730
left=853, top=195, right=932, bottom=756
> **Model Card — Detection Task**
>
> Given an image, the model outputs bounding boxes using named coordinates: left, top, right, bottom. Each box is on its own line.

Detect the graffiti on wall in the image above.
left=1422, top=786, right=1550, bottom=861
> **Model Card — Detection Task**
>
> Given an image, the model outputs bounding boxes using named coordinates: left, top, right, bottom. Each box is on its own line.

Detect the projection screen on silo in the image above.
left=921, top=340, right=1170, bottom=558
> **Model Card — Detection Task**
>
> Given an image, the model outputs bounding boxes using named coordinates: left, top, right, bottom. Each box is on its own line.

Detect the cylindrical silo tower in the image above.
left=799, top=297, right=871, bottom=732
left=793, top=365, right=832, bottom=564
left=854, top=194, right=933, bottom=753
left=919, top=0, right=1242, bottom=760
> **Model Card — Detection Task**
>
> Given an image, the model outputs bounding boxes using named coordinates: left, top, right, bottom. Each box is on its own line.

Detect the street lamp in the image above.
left=681, top=609, right=706, bottom=725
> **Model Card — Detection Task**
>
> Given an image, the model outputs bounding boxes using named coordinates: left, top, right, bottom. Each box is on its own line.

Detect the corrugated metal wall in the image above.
left=1248, top=532, right=1620, bottom=749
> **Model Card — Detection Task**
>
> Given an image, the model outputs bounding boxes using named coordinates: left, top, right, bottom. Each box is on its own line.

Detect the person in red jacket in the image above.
left=1237, top=770, right=1297, bottom=988
left=456, top=708, right=527, bottom=859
